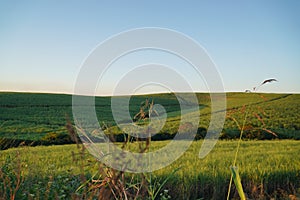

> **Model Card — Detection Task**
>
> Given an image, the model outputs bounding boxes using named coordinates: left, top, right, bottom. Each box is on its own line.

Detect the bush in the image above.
left=41, top=132, right=73, bottom=145
left=0, top=138, right=37, bottom=150
left=152, top=132, right=174, bottom=141
left=195, top=127, right=207, bottom=140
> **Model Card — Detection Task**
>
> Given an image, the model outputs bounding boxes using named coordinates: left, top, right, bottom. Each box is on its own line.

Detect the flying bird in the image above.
left=252, top=78, right=278, bottom=92
left=260, top=78, right=278, bottom=86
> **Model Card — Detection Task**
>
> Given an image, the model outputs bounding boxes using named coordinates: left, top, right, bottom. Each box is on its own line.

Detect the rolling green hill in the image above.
left=0, top=92, right=299, bottom=148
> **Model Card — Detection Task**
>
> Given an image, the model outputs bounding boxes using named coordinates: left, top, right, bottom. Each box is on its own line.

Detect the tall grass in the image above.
left=1, top=140, right=299, bottom=199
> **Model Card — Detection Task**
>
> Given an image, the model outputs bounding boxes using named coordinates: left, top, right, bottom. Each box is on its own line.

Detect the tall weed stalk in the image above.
left=0, top=151, right=23, bottom=200
left=226, top=79, right=278, bottom=199
left=67, top=113, right=175, bottom=200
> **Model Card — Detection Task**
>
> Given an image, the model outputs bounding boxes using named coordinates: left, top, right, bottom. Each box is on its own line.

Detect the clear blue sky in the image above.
left=0, top=0, right=299, bottom=95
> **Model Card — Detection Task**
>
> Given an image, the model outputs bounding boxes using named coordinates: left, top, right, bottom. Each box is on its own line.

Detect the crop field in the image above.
left=0, top=92, right=299, bottom=144
left=0, top=140, right=299, bottom=199
left=0, top=92, right=300, bottom=199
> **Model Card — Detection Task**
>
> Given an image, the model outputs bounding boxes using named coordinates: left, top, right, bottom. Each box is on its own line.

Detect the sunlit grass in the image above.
left=1, top=140, right=299, bottom=199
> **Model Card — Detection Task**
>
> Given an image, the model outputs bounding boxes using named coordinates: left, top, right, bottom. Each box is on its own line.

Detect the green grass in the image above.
left=1, top=140, right=299, bottom=199
left=1, top=92, right=299, bottom=199
left=0, top=92, right=299, bottom=143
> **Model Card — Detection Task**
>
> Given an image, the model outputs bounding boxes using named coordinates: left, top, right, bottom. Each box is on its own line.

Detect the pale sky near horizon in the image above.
left=0, top=0, right=300, bottom=95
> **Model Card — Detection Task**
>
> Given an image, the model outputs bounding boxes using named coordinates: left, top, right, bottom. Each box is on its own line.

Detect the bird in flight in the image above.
left=252, top=78, right=278, bottom=91
left=260, top=78, right=278, bottom=86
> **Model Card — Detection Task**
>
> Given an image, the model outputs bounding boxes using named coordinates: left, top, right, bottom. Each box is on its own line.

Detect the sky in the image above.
left=0, top=0, right=300, bottom=95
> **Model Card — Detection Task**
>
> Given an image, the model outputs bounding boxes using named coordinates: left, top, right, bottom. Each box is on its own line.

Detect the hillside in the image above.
left=0, top=92, right=299, bottom=148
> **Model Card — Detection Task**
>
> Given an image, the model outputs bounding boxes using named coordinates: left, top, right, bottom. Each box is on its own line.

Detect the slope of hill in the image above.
left=0, top=92, right=299, bottom=148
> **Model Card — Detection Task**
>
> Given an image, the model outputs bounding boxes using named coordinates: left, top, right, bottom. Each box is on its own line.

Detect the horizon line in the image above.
left=0, top=90, right=299, bottom=97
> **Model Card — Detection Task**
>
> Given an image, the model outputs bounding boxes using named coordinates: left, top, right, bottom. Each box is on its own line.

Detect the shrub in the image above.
left=195, top=127, right=207, bottom=140
left=41, top=132, right=73, bottom=145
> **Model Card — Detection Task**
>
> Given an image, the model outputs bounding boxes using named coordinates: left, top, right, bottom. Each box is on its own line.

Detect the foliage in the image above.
left=230, top=166, right=246, bottom=200
left=0, top=92, right=299, bottom=144
left=0, top=151, right=23, bottom=200
left=0, top=140, right=299, bottom=199
left=41, top=132, right=73, bottom=145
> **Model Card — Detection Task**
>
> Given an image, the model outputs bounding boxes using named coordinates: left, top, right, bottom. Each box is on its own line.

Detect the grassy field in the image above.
left=0, top=92, right=300, bottom=199
left=0, top=92, right=299, bottom=144
left=0, top=140, right=299, bottom=199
